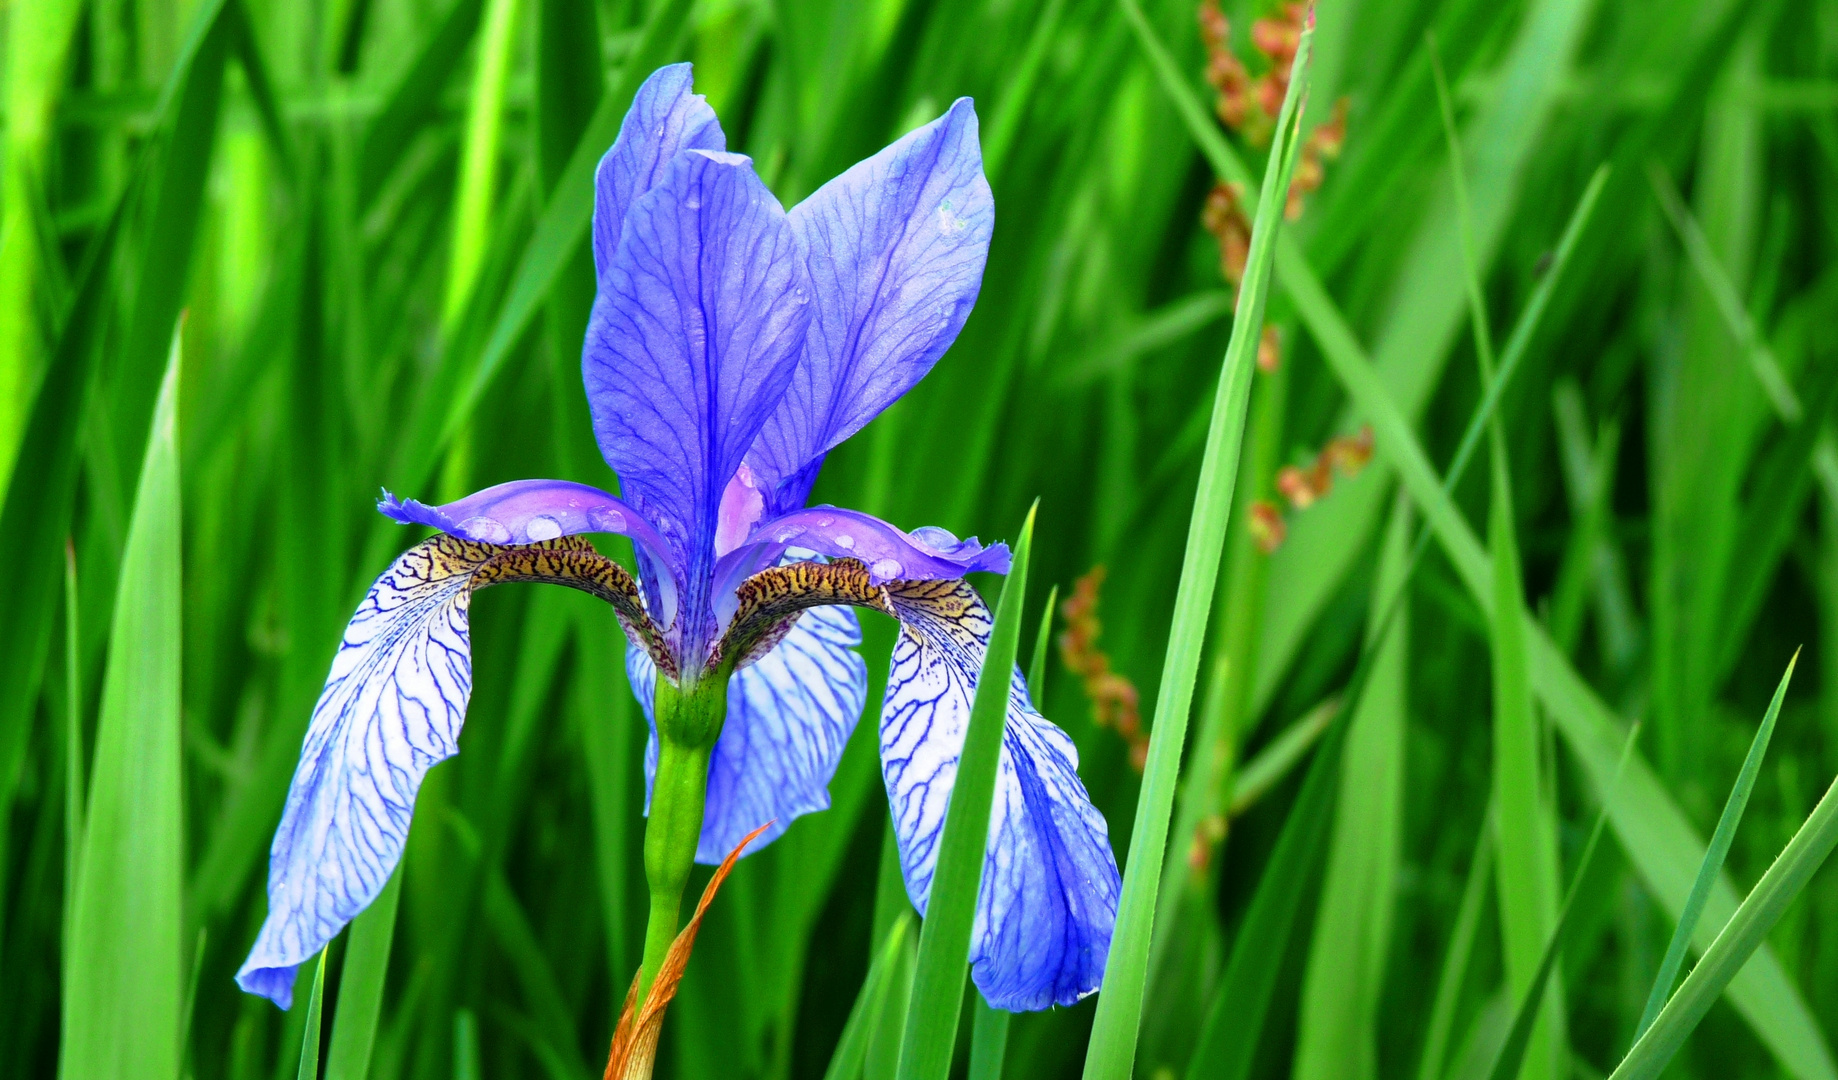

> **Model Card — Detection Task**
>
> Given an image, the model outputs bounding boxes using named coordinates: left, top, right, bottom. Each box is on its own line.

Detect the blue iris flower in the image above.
left=236, top=64, right=1119, bottom=1013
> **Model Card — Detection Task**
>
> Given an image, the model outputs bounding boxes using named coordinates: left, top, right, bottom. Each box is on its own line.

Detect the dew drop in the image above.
left=834, top=534, right=855, bottom=550
left=459, top=516, right=512, bottom=544
left=685, top=192, right=702, bottom=210
left=815, top=515, right=833, bottom=527
left=871, top=558, right=903, bottom=580
left=774, top=525, right=807, bottom=543
left=525, top=515, right=563, bottom=542
left=588, top=506, right=627, bottom=532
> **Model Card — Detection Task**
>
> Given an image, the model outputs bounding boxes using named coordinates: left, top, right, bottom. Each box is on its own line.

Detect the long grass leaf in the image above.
left=297, top=949, right=329, bottom=1080
left=1609, top=767, right=1838, bottom=1080
left=1293, top=496, right=1411, bottom=1080
left=58, top=328, right=184, bottom=1080
left=359, top=0, right=486, bottom=202
left=323, top=870, right=404, bottom=1080
left=1635, top=652, right=1798, bottom=1038
left=1437, top=36, right=1567, bottom=1080
left=429, top=0, right=696, bottom=461
left=824, top=914, right=915, bottom=1080
left=895, top=503, right=1035, bottom=1080
left=1082, top=11, right=1313, bottom=1075
left=1417, top=812, right=1494, bottom=1080
left=1486, top=724, right=1642, bottom=1080
left=1312, top=235, right=1838, bottom=1080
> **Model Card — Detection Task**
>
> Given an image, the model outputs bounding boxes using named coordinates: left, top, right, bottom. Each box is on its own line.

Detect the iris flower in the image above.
left=236, top=64, right=1119, bottom=1014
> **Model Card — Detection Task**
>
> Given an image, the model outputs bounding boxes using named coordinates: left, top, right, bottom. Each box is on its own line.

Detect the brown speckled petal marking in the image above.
left=713, top=557, right=894, bottom=671
left=472, top=534, right=674, bottom=679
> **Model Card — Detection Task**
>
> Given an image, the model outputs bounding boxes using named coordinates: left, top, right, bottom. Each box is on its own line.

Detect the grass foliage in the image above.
left=6, top=0, right=1838, bottom=1077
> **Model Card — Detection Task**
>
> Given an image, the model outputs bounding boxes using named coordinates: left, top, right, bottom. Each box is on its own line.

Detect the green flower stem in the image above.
left=636, top=673, right=729, bottom=1000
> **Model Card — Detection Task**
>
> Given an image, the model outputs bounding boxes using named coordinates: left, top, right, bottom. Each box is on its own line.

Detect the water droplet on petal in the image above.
left=525, top=516, right=563, bottom=542
left=775, top=525, right=807, bottom=543
left=834, top=534, right=855, bottom=550
left=459, top=516, right=512, bottom=544
left=588, top=506, right=627, bottom=532
left=685, top=192, right=702, bottom=210
left=815, top=516, right=833, bottom=527
left=871, top=558, right=903, bottom=580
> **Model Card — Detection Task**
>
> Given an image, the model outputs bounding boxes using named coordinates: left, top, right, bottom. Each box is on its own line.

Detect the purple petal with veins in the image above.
left=715, top=507, right=1009, bottom=593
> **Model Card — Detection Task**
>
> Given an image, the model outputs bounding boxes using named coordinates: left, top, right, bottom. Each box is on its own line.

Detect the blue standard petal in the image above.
left=237, top=538, right=490, bottom=1007
left=628, top=606, right=868, bottom=862
left=590, top=63, right=725, bottom=281
left=584, top=149, right=812, bottom=660
left=879, top=579, right=1120, bottom=1010
left=751, top=98, right=993, bottom=513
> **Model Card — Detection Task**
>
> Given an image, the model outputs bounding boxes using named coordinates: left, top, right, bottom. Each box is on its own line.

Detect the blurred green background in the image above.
left=5, top=0, right=1838, bottom=1077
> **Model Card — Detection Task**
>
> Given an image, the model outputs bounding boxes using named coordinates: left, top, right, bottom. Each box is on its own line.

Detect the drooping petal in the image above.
left=879, top=578, right=1120, bottom=1011
left=237, top=538, right=488, bottom=1007
left=715, top=508, right=1009, bottom=602
left=238, top=535, right=674, bottom=1007
left=584, top=149, right=812, bottom=662
left=750, top=99, right=993, bottom=512
left=381, top=479, right=681, bottom=628
left=591, top=63, right=725, bottom=281
left=628, top=606, right=868, bottom=863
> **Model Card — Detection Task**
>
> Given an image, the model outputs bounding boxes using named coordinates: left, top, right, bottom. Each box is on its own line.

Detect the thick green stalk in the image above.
left=638, top=673, right=729, bottom=998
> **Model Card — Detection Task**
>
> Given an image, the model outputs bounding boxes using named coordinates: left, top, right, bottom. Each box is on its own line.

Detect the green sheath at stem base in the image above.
left=636, top=673, right=729, bottom=1001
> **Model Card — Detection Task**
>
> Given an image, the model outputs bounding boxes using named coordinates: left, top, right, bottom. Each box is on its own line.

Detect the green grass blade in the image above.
left=1609, top=766, right=1838, bottom=1080
left=981, top=0, right=1065, bottom=181
left=824, top=914, right=916, bottom=1080
left=1440, top=29, right=1568, bottom=1079
left=61, top=538, right=83, bottom=951
left=1027, top=582, right=1058, bottom=705
left=967, top=997, right=1011, bottom=1080
left=58, top=329, right=184, bottom=1080
left=895, top=502, right=1035, bottom=1080
left=297, top=949, right=330, bottom=1080
left=441, top=0, right=520, bottom=328
left=430, top=0, right=696, bottom=458
left=0, top=0, right=84, bottom=487
left=867, top=910, right=920, bottom=1080
left=1227, top=698, right=1339, bottom=817
left=576, top=601, right=637, bottom=1000
left=1312, top=246, right=1838, bottom=1080
left=1636, top=652, right=1798, bottom=1039
left=1293, top=496, right=1411, bottom=1080
left=1082, top=11, right=1314, bottom=1075
left=972, top=577, right=1052, bottom=1080
left=1646, top=162, right=1800, bottom=422
left=1417, top=812, right=1494, bottom=1080
left=0, top=0, right=230, bottom=902
left=101, top=0, right=230, bottom=516
left=1486, top=724, right=1642, bottom=1080
left=323, top=869, right=405, bottom=1080
left=359, top=0, right=486, bottom=203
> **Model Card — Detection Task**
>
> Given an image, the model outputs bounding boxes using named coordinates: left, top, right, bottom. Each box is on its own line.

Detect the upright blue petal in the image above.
left=590, top=63, right=725, bottom=282
left=238, top=538, right=489, bottom=1008
left=584, top=149, right=812, bottom=662
left=627, top=606, right=867, bottom=861
left=880, top=579, right=1120, bottom=1011
left=750, top=99, right=993, bottom=513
